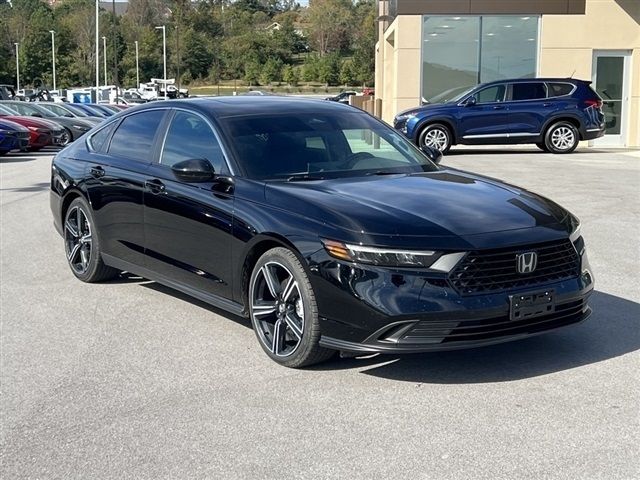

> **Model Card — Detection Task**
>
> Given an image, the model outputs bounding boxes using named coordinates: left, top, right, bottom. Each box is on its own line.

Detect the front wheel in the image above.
left=60, top=128, right=72, bottom=147
left=418, top=123, right=451, bottom=154
left=249, top=247, right=334, bottom=368
left=544, top=121, right=579, bottom=154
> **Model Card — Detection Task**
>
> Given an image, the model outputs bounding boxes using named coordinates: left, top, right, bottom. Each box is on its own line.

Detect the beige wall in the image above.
left=540, top=0, right=640, bottom=146
left=375, top=0, right=640, bottom=146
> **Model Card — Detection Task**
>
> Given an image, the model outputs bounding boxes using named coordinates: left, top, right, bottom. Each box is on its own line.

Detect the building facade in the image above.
left=375, top=0, right=640, bottom=147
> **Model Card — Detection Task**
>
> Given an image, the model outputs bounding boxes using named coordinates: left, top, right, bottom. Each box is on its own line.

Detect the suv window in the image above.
left=474, top=85, right=505, bottom=104
left=160, top=111, right=225, bottom=172
left=547, top=82, right=574, bottom=97
left=109, top=111, right=164, bottom=161
left=511, top=82, right=547, bottom=101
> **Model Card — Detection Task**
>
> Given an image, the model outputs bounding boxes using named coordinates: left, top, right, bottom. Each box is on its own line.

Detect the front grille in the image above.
left=17, top=131, right=29, bottom=139
left=396, top=298, right=585, bottom=344
left=449, top=239, right=580, bottom=295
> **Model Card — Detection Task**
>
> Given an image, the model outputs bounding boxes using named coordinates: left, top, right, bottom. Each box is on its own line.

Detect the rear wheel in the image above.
left=64, top=197, right=119, bottom=282
left=544, top=121, right=579, bottom=154
left=249, top=247, right=334, bottom=368
left=418, top=123, right=451, bottom=153
left=60, top=128, right=72, bottom=146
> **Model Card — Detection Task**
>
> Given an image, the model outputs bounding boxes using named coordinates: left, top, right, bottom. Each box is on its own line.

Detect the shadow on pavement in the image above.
left=313, top=291, right=640, bottom=383
left=0, top=181, right=50, bottom=192
left=0, top=156, right=38, bottom=164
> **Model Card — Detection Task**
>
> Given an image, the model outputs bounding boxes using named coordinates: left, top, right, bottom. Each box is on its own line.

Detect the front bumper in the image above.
left=309, top=246, right=594, bottom=354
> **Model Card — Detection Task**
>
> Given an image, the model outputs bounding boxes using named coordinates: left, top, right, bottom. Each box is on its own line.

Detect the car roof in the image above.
left=121, top=96, right=357, bottom=117
left=479, top=78, right=589, bottom=87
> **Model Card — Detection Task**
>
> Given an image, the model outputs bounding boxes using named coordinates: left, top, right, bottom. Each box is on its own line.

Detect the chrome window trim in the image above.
left=160, top=106, right=235, bottom=176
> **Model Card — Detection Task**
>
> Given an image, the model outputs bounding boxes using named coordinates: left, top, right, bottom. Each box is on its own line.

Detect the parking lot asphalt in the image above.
left=1, top=146, right=639, bottom=479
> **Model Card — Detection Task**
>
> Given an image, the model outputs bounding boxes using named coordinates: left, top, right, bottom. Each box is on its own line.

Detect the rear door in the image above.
left=457, top=83, right=509, bottom=141
left=506, top=82, right=552, bottom=138
left=84, top=109, right=168, bottom=268
left=143, top=109, right=234, bottom=299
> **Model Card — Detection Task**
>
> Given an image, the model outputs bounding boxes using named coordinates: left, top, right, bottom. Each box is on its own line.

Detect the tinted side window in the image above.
left=160, top=111, right=225, bottom=173
left=548, top=83, right=574, bottom=97
left=109, top=111, right=164, bottom=162
left=89, top=122, right=118, bottom=153
left=511, top=82, right=547, bottom=101
left=475, top=85, right=505, bottom=103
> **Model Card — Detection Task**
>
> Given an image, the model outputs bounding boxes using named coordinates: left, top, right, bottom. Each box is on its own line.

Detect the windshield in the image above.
left=219, top=111, right=438, bottom=180
left=430, top=85, right=476, bottom=104
left=65, top=105, right=89, bottom=117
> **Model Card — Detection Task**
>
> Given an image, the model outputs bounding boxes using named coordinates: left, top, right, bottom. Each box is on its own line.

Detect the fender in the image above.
left=412, top=115, right=458, bottom=144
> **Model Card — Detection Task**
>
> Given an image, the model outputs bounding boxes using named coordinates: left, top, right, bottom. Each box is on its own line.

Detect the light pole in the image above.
left=14, top=43, right=20, bottom=92
left=95, top=0, right=99, bottom=102
left=155, top=25, right=166, bottom=99
left=49, top=31, right=56, bottom=92
left=102, top=36, right=107, bottom=87
left=134, top=40, right=139, bottom=89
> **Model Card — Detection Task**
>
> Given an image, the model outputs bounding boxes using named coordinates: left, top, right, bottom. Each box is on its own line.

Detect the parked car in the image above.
left=85, top=104, right=116, bottom=117
left=51, top=97, right=593, bottom=367
left=35, top=102, right=103, bottom=126
left=394, top=78, right=605, bottom=154
left=325, top=91, right=357, bottom=104
left=0, top=101, right=94, bottom=145
left=122, top=91, right=147, bottom=104
left=0, top=119, right=30, bottom=155
left=0, top=105, right=56, bottom=151
left=67, top=103, right=110, bottom=118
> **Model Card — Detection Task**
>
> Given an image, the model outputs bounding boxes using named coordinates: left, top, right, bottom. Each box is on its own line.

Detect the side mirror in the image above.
left=463, top=96, right=477, bottom=107
left=420, top=145, right=443, bottom=164
left=171, top=158, right=215, bottom=183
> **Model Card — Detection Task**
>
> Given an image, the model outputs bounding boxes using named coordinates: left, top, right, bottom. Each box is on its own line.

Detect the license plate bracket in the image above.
left=509, top=289, right=555, bottom=321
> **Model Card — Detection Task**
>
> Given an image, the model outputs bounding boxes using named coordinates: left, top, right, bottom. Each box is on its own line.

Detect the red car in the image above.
left=0, top=105, right=66, bottom=151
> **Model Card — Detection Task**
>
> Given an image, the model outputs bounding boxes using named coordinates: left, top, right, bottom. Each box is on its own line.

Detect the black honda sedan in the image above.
left=50, top=97, right=594, bottom=367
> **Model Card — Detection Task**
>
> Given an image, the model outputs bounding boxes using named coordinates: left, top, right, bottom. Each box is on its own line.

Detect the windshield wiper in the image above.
left=285, top=174, right=325, bottom=182
left=365, top=171, right=404, bottom=176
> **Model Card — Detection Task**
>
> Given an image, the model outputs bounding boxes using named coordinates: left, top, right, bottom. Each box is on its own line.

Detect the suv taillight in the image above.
left=585, top=99, right=603, bottom=109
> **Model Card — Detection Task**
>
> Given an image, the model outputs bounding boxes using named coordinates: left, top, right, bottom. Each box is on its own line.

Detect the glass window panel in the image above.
left=480, top=16, right=538, bottom=83
left=548, top=83, right=575, bottom=97
left=161, top=111, right=225, bottom=172
left=421, top=16, right=480, bottom=103
left=511, top=82, right=547, bottom=101
left=109, top=111, right=163, bottom=162
left=595, top=56, right=623, bottom=100
left=475, top=85, right=506, bottom=103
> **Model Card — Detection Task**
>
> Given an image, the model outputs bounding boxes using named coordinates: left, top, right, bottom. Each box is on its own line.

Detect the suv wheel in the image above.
left=249, top=247, right=334, bottom=368
left=64, top=197, right=119, bottom=282
left=545, top=121, right=579, bottom=154
left=419, top=123, right=451, bottom=153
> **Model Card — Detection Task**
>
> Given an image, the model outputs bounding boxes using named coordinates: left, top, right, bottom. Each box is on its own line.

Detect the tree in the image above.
left=305, top=0, right=353, bottom=56
left=260, top=57, right=282, bottom=85
left=282, top=64, right=299, bottom=86
left=339, top=59, right=356, bottom=86
left=317, top=54, right=339, bottom=86
left=244, top=61, right=260, bottom=85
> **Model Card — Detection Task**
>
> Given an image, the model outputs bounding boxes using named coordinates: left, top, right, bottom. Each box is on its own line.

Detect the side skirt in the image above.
left=102, top=253, right=247, bottom=317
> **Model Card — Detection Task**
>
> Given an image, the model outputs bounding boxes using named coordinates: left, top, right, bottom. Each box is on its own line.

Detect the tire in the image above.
left=60, top=128, right=72, bottom=146
left=418, top=123, right=452, bottom=154
left=536, top=142, right=549, bottom=152
left=63, top=197, right=119, bottom=282
left=544, top=121, right=579, bottom=154
left=28, top=146, right=43, bottom=152
left=248, top=247, right=334, bottom=368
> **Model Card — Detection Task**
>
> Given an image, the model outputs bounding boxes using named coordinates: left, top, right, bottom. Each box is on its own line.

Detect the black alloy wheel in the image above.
left=249, top=247, right=333, bottom=367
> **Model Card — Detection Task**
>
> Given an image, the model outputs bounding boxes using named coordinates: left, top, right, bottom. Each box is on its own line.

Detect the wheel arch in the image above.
left=60, top=188, right=87, bottom=224
left=236, top=233, right=308, bottom=315
left=542, top=115, right=583, bottom=140
left=414, top=118, right=457, bottom=145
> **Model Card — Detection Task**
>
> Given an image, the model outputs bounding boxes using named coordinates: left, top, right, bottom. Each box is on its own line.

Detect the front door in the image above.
left=457, top=83, right=509, bottom=141
left=143, top=109, right=234, bottom=299
left=592, top=51, right=631, bottom=147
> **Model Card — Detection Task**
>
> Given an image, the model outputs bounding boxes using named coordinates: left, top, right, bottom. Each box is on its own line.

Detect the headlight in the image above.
left=568, top=214, right=581, bottom=242
left=0, top=129, right=13, bottom=135
left=322, top=239, right=467, bottom=272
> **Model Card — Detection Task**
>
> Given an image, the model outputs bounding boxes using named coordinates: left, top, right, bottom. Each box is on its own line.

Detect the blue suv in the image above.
left=394, top=78, right=605, bottom=154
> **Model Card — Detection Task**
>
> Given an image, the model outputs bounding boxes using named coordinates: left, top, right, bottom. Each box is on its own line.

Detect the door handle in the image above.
left=145, top=179, right=166, bottom=194
left=493, top=105, right=505, bottom=110
left=90, top=166, right=105, bottom=178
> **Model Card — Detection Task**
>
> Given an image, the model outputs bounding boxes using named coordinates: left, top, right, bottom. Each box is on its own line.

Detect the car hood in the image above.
left=396, top=102, right=454, bottom=118
left=265, top=169, right=569, bottom=238
left=0, top=119, right=29, bottom=132
left=0, top=115, right=59, bottom=130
